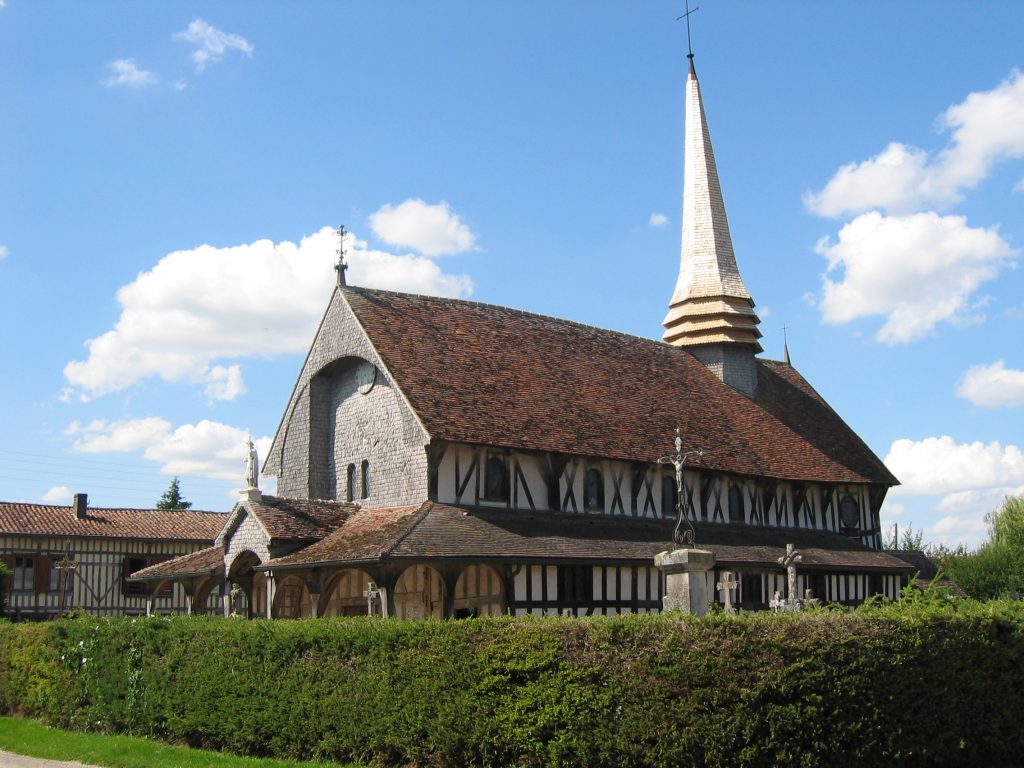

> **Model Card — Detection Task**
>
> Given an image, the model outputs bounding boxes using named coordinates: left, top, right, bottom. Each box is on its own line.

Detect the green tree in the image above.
left=156, top=477, right=192, bottom=510
left=942, top=496, right=1024, bottom=599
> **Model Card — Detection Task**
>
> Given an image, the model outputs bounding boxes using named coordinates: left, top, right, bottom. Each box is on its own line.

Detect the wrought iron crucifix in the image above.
left=335, top=224, right=348, bottom=286
left=676, top=0, right=700, bottom=57
left=658, top=428, right=702, bottom=547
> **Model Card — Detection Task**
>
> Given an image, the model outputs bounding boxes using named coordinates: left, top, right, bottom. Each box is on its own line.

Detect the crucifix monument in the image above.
left=716, top=571, right=739, bottom=614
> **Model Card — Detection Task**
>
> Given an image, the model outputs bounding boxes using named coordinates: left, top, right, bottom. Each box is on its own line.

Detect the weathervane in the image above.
left=335, top=224, right=348, bottom=287
left=677, top=0, right=700, bottom=58
left=658, top=428, right=703, bottom=547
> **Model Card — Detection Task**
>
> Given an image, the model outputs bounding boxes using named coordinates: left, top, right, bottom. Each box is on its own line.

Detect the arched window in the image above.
left=728, top=484, right=745, bottom=524
left=483, top=454, right=509, bottom=502
left=360, top=460, right=370, bottom=500
left=583, top=467, right=604, bottom=511
left=839, top=494, right=860, bottom=531
left=346, top=463, right=356, bottom=503
left=662, top=475, right=678, bottom=517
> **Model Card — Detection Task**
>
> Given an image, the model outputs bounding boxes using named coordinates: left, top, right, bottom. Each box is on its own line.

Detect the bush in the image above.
left=1, top=604, right=1023, bottom=767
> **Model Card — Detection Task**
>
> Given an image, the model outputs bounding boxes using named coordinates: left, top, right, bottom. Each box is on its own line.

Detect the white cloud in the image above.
left=67, top=417, right=271, bottom=483
left=42, top=486, right=73, bottom=504
left=956, top=360, right=1024, bottom=408
left=0, top=245, right=7, bottom=260
left=174, top=19, right=253, bottom=72
left=816, top=211, right=1015, bottom=343
left=648, top=212, right=669, bottom=228
left=885, top=436, right=1024, bottom=497
left=370, top=199, right=477, bottom=256
left=63, top=224, right=472, bottom=400
left=103, top=59, right=157, bottom=88
left=807, top=70, right=1024, bottom=217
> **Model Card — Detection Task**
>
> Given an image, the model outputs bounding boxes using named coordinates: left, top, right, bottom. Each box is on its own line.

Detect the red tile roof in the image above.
left=265, top=502, right=911, bottom=573
left=0, top=501, right=225, bottom=541
left=130, top=546, right=225, bottom=581
left=342, top=287, right=897, bottom=486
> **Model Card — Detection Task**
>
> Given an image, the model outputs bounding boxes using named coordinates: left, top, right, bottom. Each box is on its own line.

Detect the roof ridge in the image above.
left=377, top=499, right=434, bottom=558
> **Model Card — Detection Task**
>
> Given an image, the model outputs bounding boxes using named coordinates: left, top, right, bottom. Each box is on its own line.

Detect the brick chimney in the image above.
left=73, top=493, right=88, bottom=519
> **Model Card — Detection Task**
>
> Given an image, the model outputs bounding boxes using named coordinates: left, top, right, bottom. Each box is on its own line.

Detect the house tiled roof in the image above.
left=888, top=550, right=969, bottom=597
left=342, top=287, right=897, bottom=486
left=245, top=496, right=355, bottom=541
left=130, top=546, right=225, bottom=581
left=266, top=502, right=911, bottom=573
left=0, top=501, right=225, bottom=541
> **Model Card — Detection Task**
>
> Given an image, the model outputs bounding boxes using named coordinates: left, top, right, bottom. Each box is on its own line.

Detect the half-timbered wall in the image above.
left=1, top=535, right=209, bottom=619
left=435, top=444, right=883, bottom=547
left=509, top=564, right=662, bottom=616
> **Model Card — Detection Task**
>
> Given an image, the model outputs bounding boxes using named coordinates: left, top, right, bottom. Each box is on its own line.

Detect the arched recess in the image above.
left=393, top=564, right=445, bottom=620
left=272, top=575, right=313, bottom=618
left=320, top=568, right=373, bottom=617
left=193, top=576, right=221, bottom=616
left=227, top=550, right=267, bottom=618
left=453, top=564, right=506, bottom=617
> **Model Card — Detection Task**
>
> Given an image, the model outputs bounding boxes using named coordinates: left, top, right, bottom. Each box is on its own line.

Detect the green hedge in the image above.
left=2, top=602, right=1023, bottom=767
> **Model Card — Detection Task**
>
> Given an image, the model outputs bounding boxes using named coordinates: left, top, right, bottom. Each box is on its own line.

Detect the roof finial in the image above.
left=676, top=0, right=699, bottom=66
left=782, top=325, right=792, bottom=365
left=334, top=224, right=348, bottom=287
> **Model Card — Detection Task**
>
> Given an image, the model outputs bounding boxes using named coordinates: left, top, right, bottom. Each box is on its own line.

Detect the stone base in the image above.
left=239, top=487, right=263, bottom=503
left=655, top=548, right=716, bottom=616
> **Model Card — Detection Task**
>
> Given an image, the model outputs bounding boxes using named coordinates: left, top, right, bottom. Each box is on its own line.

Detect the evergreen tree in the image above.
left=156, top=477, right=192, bottom=510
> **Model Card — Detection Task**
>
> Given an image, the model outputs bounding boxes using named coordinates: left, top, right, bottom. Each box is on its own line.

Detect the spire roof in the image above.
left=663, top=57, right=762, bottom=353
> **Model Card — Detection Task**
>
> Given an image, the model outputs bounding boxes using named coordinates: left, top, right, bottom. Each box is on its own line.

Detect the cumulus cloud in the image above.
left=884, top=436, right=1024, bottom=547
left=370, top=199, right=477, bottom=256
left=0, top=245, right=7, bottom=260
left=648, top=212, right=669, bottom=228
left=816, top=211, right=1015, bottom=343
left=62, top=225, right=472, bottom=401
left=174, top=19, right=253, bottom=72
left=956, top=360, right=1024, bottom=407
left=68, top=417, right=271, bottom=482
left=103, top=59, right=157, bottom=88
left=42, top=486, right=73, bottom=504
left=807, top=70, right=1024, bottom=217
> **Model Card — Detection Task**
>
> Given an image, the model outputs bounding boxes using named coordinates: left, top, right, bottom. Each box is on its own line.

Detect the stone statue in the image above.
left=245, top=437, right=259, bottom=490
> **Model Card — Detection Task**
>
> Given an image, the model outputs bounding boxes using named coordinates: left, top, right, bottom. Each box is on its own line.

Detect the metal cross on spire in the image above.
left=677, top=0, right=700, bottom=58
left=782, top=324, right=792, bottom=365
left=658, top=427, right=703, bottom=547
left=335, top=224, right=348, bottom=287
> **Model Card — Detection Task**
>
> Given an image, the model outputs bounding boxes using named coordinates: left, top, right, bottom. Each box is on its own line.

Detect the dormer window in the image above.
left=728, top=484, right=745, bottom=524
left=483, top=454, right=509, bottom=502
left=583, top=467, right=604, bottom=511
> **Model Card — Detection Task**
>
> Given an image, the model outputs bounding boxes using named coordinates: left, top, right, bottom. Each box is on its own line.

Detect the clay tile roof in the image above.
left=267, top=502, right=911, bottom=573
left=342, top=287, right=896, bottom=486
left=130, top=546, right=225, bottom=581
left=247, top=496, right=355, bottom=541
left=265, top=503, right=426, bottom=567
left=0, top=501, right=225, bottom=541
left=888, top=550, right=969, bottom=597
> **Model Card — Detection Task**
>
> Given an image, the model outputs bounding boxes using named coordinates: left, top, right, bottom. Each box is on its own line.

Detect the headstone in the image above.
left=655, top=548, right=716, bottom=615
left=716, top=571, right=739, bottom=614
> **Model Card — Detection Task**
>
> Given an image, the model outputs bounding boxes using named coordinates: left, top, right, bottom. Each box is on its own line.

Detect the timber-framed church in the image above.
left=135, top=52, right=911, bottom=618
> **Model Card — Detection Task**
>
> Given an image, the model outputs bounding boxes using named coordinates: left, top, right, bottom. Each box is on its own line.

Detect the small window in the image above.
left=557, top=565, right=594, bottom=603
left=346, top=463, right=356, bottom=503
left=483, top=454, right=509, bottom=502
left=360, top=459, right=370, bottom=500
left=662, top=475, right=678, bottom=517
left=123, top=556, right=147, bottom=597
left=728, top=484, right=745, bottom=524
left=583, top=467, right=604, bottom=511
left=12, top=556, right=34, bottom=592
left=839, top=494, right=860, bottom=531
left=740, top=573, right=764, bottom=608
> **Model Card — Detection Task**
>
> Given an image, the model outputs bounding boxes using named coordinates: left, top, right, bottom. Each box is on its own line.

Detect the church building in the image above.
left=134, top=51, right=911, bottom=619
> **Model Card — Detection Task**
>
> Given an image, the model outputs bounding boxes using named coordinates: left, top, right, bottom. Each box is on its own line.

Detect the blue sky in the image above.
left=2, top=2, right=1023, bottom=549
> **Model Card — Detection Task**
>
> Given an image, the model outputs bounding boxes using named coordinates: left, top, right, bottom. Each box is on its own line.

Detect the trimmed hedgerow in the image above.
left=1, top=602, right=1023, bottom=767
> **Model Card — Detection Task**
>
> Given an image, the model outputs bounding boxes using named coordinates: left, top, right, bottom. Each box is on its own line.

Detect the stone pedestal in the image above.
left=655, top=548, right=716, bottom=616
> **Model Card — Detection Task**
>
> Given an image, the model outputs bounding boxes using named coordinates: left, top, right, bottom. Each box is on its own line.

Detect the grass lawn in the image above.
left=0, top=716, right=362, bottom=768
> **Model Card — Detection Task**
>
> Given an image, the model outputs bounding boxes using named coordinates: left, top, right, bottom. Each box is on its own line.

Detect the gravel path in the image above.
left=0, top=750, right=101, bottom=768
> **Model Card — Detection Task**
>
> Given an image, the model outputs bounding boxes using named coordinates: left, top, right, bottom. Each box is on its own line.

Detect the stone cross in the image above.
left=777, top=543, right=803, bottom=607
left=716, top=571, right=739, bottom=614
left=363, top=580, right=383, bottom=617
left=769, top=590, right=788, bottom=613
